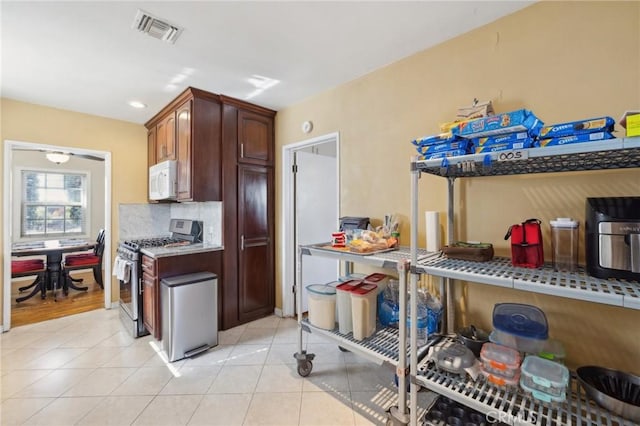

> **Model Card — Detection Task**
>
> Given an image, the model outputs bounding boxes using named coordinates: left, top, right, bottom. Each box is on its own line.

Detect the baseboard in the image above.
left=274, top=307, right=283, bottom=318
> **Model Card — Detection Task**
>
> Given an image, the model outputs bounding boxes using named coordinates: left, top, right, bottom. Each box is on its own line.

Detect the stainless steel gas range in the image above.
left=116, top=219, right=203, bottom=337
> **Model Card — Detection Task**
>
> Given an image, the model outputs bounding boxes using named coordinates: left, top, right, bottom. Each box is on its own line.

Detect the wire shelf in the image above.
left=415, top=255, right=640, bottom=310
left=300, top=244, right=434, bottom=270
left=414, top=137, right=640, bottom=178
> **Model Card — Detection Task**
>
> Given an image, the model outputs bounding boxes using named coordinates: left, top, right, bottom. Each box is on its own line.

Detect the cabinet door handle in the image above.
left=240, top=143, right=244, bottom=159
left=241, top=235, right=245, bottom=251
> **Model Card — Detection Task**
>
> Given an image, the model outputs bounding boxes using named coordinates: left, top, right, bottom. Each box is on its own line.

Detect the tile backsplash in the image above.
left=119, top=202, right=222, bottom=245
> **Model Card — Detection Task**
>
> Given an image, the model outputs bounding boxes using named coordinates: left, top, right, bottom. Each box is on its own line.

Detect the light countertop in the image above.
left=140, top=243, right=223, bottom=259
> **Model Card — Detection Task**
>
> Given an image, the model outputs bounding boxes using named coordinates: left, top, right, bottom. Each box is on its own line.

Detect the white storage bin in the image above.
left=307, top=284, right=337, bottom=330
left=350, top=283, right=377, bottom=340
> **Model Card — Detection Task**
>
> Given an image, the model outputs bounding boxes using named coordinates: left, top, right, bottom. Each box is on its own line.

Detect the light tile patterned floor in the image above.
left=1, top=309, right=435, bottom=425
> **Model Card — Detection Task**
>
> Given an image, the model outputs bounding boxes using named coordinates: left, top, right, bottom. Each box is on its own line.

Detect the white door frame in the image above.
left=2, top=140, right=113, bottom=331
left=281, top=132, right=340, bottom=317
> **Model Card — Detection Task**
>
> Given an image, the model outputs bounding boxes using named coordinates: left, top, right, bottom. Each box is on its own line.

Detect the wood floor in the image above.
left=11, top=270, right=105, bottom=328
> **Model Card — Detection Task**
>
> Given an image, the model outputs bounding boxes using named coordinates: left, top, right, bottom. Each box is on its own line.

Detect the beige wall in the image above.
left=275, top=2, right=640, bottom=373
left=1, top=98, right=148, bottom=320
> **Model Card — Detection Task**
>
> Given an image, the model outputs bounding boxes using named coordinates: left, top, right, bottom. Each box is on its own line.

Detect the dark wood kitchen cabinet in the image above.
left=238, top=110, right=274, bottom=165
left=141, top=254, right=158, bottom=338
left=141, top=250, right=222, bottom=340
left=237, top=164, right=274, bottom=322
left=221, top=96, right=276, bottom=328
left=156, top=112, right=176, bottom=163
left=145, top=88, right=222, bottom=202
left=147, top=126, right=156, bottom=167
left=147, top=88, right=276, bottom=330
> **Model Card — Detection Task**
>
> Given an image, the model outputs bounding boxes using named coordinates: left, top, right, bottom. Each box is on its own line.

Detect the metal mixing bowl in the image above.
left=576, top=365, right=640, bottom=422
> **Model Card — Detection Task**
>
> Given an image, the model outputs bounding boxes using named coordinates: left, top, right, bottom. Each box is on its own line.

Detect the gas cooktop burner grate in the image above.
left=122, top=237, right=187, bottom=250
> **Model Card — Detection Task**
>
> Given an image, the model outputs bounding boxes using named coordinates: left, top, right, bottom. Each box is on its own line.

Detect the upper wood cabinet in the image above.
left=156, top=112, right=176, bottom=162
left=147, top=126, right=157, bottom=167
left=176, top=99, right=192, bottom=200
left=145, top=88, right=222, bottom=202
left=238, top=110, right=274, bottom=166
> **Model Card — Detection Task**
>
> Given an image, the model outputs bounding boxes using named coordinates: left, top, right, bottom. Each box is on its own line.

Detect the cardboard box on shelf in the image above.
left=626, top=113, right=640, bottom=137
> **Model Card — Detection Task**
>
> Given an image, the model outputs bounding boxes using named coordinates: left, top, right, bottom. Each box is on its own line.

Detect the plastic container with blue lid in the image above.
left=492, top=303, right=548, bottom=353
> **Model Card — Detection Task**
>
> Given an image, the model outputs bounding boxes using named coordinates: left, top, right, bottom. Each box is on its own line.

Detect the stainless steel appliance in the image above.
left=117, top=219, right=203, bottom=337
left=586, top=197, right=640, bottom=281
left=161, top=272, right=218, bottom=362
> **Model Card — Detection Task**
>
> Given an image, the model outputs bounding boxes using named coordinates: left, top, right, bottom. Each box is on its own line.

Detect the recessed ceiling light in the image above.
left=129, top=101, right=147, bottom=109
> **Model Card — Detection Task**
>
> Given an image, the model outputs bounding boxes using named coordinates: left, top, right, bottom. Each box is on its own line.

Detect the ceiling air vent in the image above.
left=132, top=10, right=182, bottom=44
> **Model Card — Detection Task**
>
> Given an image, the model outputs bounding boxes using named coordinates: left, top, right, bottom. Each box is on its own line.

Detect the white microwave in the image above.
left=149, top=160, right=177, bottom=201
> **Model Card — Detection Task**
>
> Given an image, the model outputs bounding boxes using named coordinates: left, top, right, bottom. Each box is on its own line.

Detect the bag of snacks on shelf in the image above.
left=504, top=219, right=544, bottom=268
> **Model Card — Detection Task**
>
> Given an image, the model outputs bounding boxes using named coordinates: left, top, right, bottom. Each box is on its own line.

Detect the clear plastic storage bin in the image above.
left=520, top=355, right=569, bottom=403
left=492, top=303, right=548, bottom=353
left=364, top=272, right=390, bottom=314
left=335, top=279, right=362, bottom=334
left=480, top=342, right=521, bottom=378
left=538, top=339, right=566, bottom=364
left=350, top=283, right=377, bottom=340
left=481, top=365, right=521, bottom=388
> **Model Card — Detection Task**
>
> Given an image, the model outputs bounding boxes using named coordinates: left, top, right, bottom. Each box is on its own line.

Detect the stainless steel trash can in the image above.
left=161, top=272, right=218, bottom=362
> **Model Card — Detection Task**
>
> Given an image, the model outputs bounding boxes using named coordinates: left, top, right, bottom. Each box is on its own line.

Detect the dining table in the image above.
left=11, top=238, right=96, bottom=299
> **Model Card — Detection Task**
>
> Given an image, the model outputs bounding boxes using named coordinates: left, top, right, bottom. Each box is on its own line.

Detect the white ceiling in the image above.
left=1, top=1, right=532, bottom=125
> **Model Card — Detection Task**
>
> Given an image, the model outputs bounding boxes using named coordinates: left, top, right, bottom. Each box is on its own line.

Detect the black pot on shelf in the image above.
left=457, top=325, right=489, bottom=358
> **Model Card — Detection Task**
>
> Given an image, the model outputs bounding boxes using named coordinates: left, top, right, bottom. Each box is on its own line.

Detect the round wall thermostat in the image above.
left=302, top=121, right=313, bottom=133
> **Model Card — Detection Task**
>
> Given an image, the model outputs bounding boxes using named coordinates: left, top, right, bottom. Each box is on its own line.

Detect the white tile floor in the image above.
left=1, top=309, right=435, bottom=425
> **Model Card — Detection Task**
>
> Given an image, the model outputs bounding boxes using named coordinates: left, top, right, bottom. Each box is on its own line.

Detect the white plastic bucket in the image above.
left=307, top=284, right=336, bottom=330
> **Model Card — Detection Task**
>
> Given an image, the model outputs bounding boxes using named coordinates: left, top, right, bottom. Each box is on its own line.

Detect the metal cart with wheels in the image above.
left=294, top=244, right=435, bottom=424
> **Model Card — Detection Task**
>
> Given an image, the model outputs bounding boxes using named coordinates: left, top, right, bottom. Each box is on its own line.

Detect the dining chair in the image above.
left=62, top=229, right=106, bottom=292
left=12, top=258, right=47, bottom=302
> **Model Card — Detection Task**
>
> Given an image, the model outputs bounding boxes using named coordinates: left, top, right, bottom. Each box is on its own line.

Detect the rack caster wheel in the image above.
left=297, top=359, right=313, bottom=377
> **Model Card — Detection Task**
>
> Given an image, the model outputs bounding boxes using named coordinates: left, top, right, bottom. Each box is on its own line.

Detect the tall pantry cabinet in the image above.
left=145, top=87, right=275, bottom=330
left=221, top=96, right=276, bottom=329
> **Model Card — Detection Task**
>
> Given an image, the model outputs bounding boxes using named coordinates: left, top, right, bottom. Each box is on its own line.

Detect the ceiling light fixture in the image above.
left=128, top=101, right=147, bottom=109
left=46, top=152, right=70, bottom=164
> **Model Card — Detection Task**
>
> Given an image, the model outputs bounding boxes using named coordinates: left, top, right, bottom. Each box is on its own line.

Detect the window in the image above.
left=21, top=170, right=88, bottom=237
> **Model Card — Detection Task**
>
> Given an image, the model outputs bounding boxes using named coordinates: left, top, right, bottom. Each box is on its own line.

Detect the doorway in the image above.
left=282, top=132, right=340, bottom=317
left=2, top=140, right=112, bottom=331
